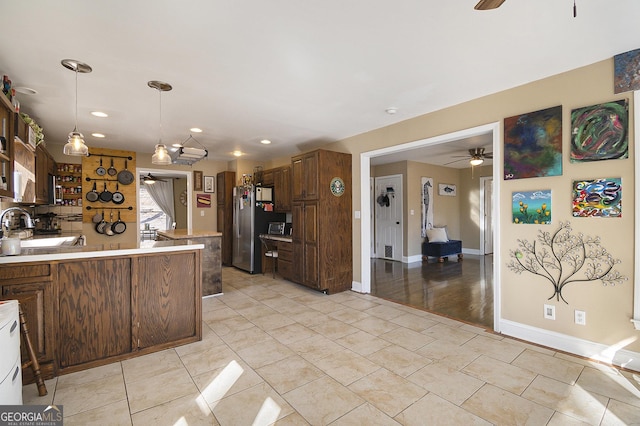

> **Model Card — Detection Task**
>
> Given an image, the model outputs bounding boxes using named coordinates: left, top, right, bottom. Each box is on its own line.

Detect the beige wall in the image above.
left=459, top=165, right=493, bottom=251
left=328, top=58, right=638, bottom=354
left=173, top=177, right=187, bottom=229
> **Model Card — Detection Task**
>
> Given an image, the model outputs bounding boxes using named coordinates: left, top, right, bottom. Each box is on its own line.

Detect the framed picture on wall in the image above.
left=193, top=170, right=203, bottom=191
left=438, top=183, right=456, bottom=196
left=204, top=176, right=215, bottom=193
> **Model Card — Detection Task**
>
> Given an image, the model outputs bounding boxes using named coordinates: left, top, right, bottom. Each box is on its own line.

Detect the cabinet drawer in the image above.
left=0, top=301, right=20, bottom=381
left=0, top=264, right=50, bottom=280
left=278, top=246, right=293, bottom=262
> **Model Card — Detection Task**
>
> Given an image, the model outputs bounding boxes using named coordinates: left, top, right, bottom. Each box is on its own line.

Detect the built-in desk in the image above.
left=156, top=230, right=222, bottom=296
left=259, top=234, right=293, bottom=280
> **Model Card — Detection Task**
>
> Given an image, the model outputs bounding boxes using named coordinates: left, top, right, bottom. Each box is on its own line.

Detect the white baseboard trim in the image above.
left=351, top=281, right=364, bottom=293
left=462, top=248, right=481, bottom=255
left=500, top=319, right=640, bottom=371
left=405, top=254, right=423, bottom=263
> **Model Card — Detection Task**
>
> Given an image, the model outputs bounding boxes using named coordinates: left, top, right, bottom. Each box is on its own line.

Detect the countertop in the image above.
left=0, top=239, right=205, bottom=264
left=259, top=234, right=293, bottom=242
left=157, top=229, right=223, bottom=239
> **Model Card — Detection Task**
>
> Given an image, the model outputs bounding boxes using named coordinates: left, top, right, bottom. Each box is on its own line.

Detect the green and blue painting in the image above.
left=512, top=190, right=552, bottom=224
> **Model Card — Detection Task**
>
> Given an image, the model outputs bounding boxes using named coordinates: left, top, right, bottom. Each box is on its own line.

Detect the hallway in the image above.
left=371, top=255, right=494, bottom=329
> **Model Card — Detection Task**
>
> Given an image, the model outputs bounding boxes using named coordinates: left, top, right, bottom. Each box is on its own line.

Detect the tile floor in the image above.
left=23, top=267, right=640, bottom=425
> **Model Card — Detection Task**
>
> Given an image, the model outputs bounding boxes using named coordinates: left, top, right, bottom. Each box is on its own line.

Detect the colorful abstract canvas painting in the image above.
left=504, top=106, right=562, bottom=180
left=570, top=100, right=628, bottom=162
left=512, top=190, right=552, bottom=224
left=572, top=178, right=622, bottom=218
left=614, top=48, right=640, bottom=94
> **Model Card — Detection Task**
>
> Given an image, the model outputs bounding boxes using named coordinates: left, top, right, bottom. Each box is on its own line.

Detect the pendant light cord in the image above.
left=158, top=88, right=163, bottom=145
left=74, top=67, right=79, bottom=132
left=573, top=0, right=577, bottom=17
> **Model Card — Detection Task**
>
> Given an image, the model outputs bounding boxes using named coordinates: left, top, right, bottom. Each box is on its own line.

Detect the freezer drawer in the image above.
left=0, top=300, right=20, bottom=381
left=0, top=355, right=22, bottom=405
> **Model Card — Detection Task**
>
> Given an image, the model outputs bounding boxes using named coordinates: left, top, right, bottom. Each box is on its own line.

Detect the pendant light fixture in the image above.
left=61, top=59, right=92, bottom=156
left=149, top=80, right=172, bottom=165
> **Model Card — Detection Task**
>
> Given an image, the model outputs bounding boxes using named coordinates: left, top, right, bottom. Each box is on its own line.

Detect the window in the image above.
left=139, top=185, right=167, bottom=231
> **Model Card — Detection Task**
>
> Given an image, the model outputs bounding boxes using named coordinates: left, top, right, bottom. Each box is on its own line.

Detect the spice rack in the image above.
left=56, top=163, right=83, bottom=206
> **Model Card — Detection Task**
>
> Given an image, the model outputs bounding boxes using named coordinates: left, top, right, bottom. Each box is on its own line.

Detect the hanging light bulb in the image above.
left=469, top=157, right=484, bottom=166
left=61, top=59, right=92, bottom=156
left=149, top=80, right=173, bottom=165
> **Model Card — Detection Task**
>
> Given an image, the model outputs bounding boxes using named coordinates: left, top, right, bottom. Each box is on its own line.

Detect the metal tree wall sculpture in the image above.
left=507, top=221, right=626, bottom=303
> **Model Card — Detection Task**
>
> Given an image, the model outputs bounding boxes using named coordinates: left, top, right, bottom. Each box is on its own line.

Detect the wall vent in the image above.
left=385, top=245, right=393, bottom=258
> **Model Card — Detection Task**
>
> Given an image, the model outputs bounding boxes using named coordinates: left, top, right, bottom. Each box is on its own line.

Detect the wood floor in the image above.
left=371, top=255, right=494, bottom=329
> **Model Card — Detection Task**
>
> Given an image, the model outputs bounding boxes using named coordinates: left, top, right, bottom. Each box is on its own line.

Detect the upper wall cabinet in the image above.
left=0, top=94, right=14, bottom=198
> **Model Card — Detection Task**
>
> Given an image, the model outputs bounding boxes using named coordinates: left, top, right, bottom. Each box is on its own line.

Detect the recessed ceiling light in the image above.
left=385, top=107, right=398, bottom=115
left=91, top=133, right=105, bottom=138
left=190, top=128, right=203, bottom=133
left=14, top=87, right=38, bottom=95
left=260, top=139, right=271, bottom=145
left=172, top=143, right=183, bottom=148
left=91, top=111, right=108, bottom=118
left=233, top=150, right=242, bottom=157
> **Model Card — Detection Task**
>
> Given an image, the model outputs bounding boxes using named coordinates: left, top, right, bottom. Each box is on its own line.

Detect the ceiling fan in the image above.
left=445, top=148, right=493, bottom=166
left=474, top=0, right=506, bottom=10
left=141, top=173, right=166, bottom=184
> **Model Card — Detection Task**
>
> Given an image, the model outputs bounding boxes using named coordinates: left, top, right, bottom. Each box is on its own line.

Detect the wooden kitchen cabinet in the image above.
left=291, top=149, right=352, bottom=294
left=217, top=171, right=235, bottom=266
left=35, top=144, right=55, bottom=205
left=0, top=263, right=56, bottom=382
left=273, top=166, right=291, bottom=212
left=277, top=240, right=293, bottom=281
left=135, top=252, right=199, bottom=348
left=0, top=94, right=14, bottom=198
left=57, top=258, right=132, bottom=368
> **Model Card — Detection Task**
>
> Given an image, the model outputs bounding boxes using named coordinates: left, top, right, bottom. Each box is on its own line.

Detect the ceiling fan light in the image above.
left=470, top=157, right=484, bottom=166
left=63, top=130, right=89, bottom=156
left=152, top=144, right=172, bottom=165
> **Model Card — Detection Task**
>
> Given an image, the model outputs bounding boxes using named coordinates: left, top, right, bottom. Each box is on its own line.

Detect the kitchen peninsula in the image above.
left=0, top=239, right=203, bottom=380
left=155, top=229, right=222, bottom=296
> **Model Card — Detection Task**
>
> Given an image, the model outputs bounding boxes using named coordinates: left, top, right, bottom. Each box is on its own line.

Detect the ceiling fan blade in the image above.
left=474, top=0, right=506, bottom=10
left=443, top=158, right=470, bottom=166
left=485, top=153, right=494, bottom=159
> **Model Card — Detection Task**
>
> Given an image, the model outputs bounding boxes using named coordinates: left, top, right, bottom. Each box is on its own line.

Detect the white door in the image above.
left=374, top=175, right=403, bottom=261
left=483, top=177, right=494, bottom=255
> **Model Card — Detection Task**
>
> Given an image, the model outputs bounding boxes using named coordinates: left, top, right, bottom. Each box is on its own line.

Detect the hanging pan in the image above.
left=107, top=158, right=117, bottom=176
left=96, top=157, right=106, bottom=176
left=92, top=209, right=103, bottom=223
left=86, top=182, right=99, bottom=202
left=95, top=209, right=107, bottom=234
left=99, top=182, right=113, bottom=203
left=112, top=182, right=125, bottom=204
left=112, top=211, right=127, bottom=234
left=117, top=160, right=134, bottom=185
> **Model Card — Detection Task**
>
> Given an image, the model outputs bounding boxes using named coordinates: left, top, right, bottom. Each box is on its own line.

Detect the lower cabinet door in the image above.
left=58, top=258, right=132, bottom=368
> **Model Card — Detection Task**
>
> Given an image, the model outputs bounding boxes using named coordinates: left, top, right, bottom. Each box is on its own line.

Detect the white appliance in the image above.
left=255, top=187, right=272, bottom=201
left=0, top=299, right=22, bottom=404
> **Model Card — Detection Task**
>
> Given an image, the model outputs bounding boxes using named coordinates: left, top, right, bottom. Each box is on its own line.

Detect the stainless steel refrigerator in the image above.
left=232, top=185, right=286, bottom=273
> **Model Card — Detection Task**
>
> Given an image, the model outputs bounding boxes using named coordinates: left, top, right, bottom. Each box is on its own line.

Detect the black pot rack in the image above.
left=86, top=206, right=133, bottom=210
left=87, top=153, right=133, bottom=160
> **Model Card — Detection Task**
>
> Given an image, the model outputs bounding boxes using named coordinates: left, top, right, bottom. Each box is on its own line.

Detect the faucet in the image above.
left=0, top=207, right=35, bottom=238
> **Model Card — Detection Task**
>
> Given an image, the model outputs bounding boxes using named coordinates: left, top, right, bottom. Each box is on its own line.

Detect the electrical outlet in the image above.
left=200, top=210, right=205, bottom=217
left=575, top=310, right=586, bottom=325
left=544, top=304, right=556, bottom=320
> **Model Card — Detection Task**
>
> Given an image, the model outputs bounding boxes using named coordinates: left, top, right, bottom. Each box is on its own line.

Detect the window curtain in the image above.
left=145, top=179, right=176, bottom=230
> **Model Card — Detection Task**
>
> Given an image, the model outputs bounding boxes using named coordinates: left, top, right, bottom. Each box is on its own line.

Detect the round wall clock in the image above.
left=180, top=190, right=188, bottom=206
left=330, top=177, right=345, bottom=197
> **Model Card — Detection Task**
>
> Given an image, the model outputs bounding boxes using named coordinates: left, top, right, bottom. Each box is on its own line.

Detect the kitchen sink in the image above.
left=20, top=236, right=81, bottom=248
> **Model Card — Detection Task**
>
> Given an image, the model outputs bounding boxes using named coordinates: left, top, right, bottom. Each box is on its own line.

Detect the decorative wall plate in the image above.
left=330, top=177, right=345, bottom=197
left=180, top=190, right=188, bottom=206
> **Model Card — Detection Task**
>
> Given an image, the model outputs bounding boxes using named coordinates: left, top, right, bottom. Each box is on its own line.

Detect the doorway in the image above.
left=480, top=176, right=494, bottom=255
left=136, top=167, right=193, bottom=233
left=359, top=122, right=502, bottom=332
left=374, top=175, right=403, bottom=261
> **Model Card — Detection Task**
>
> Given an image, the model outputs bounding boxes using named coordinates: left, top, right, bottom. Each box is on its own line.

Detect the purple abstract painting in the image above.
left=504, top=106, right=562, bottom=180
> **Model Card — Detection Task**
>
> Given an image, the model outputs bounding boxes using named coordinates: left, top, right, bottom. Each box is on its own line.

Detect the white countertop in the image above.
left=0, top=240, right=205, bottom=264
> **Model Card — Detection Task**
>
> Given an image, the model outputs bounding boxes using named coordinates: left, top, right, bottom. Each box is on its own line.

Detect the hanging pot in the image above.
left=117, top=160, right=134, bottom=185
left=86, top=182, right=99, bottom=202
left=107, top=158, right=117, bottom=176
left=99, top=182, right=113, bottom=203
left=96, top=157, right=106, bottom=176
left=112, top=182, right=125, bottom=204
left=112, top=211, right=127, bottom=234
left=95, top=210, right=107, bottom=234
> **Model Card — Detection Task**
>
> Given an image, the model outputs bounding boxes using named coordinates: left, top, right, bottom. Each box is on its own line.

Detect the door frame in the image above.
left=136, top=167, right=193, bottom=232
left=480, top=176, right=494, bottom=255
left=374, top=174, right=403, bottom=261
left=358, top=121, right=502, bottom=332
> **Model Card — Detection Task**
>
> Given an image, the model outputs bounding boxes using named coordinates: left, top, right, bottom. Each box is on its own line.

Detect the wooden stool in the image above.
left=18, top=302, right=47, bottom=396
